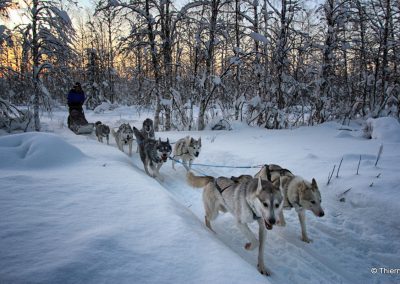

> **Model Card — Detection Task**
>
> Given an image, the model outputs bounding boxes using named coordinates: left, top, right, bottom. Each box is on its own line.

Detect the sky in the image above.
left=1, top=0, right=190, bottom=28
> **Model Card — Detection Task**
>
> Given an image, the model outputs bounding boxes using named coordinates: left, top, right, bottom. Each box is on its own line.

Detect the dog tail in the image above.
left=111, top=129, right=117, bottom=137
left=186, top=171, right=214, bottom=188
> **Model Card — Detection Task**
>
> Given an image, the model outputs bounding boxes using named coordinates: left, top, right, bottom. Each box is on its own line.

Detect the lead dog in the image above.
left=255, top=164, right=324, bottom=243
left=187, top=172, right=283, bottom=276
left=172, top=136, right=201, bottom=171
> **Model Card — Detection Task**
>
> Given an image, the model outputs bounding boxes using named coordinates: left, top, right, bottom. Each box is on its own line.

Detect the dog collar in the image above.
left=248, top=203, right=261, bottom=220
left=252, top=212, right=261, bottom=220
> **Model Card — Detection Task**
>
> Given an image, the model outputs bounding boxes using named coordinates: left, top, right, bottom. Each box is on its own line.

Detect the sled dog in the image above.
left=133, top=126, right=172, bottom=180
left=95, top=121, right=110, bottom=144
left=112, top=123, right=134, bottom=156
left=255, top=164, right=324, bottom=243
left=279, top=174, right=324, bottom=243
left=172, top=136, right=201, bottom=171
left=187, top=172, right=283, bottom=276
left=141, top=118, right=155, bottom=139
left=136, top=118, right=155, bottom=153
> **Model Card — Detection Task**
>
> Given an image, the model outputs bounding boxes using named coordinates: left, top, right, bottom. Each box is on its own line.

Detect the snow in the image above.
left=93, top=102, right=118, bottom=113
left=0, top=132, right=85, bottom=169
left=1, top=107, right=400, bottom=283
left=366, top=117, right=400, bottom=142
left=212, top=75, right=221, bottom=85
left=160, top=98, right=172, bottom=107
left=249, top=32, right=268, bottom=44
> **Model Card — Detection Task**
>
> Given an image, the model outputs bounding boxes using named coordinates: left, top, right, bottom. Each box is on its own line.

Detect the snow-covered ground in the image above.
left=1, top=106, right=399, bottom=284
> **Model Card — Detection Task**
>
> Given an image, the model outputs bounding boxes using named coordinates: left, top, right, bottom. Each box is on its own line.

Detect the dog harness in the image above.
left=214, top=180, right=233, bottom=194
left=214, top=179, right=260, bottom=220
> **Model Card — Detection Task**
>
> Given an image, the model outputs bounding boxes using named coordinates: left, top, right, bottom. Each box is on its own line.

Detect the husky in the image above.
left=279, top=175, right=324, bottom=243
left=95, top=121, right=110, bottom=144
left=133, top=126, right=172, bottom=180
left=141, top=118, right=155, bottom=139
left=255, top=164, right=324, bottom=243
left=136, top=118, right=155, bottom=153
left=187, top=172, right=283, bottom=276
left=172, top=136, right=201, bottom=171
left=112, top=123, right=134, bottom=156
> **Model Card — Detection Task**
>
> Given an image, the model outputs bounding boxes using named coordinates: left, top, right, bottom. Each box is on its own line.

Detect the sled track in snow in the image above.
left=89, top=133, right=396, bottom=284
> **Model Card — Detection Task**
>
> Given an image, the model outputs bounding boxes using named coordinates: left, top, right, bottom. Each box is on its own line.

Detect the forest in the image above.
left=0, top=0, right=399, bottom=131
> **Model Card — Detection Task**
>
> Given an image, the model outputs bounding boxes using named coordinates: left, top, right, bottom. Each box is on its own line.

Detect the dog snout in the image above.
left=319, top=211, right=325, bottom=217
left=268, top=217, right=276, bottom=225
left=195, top=152, right=199, bottom=157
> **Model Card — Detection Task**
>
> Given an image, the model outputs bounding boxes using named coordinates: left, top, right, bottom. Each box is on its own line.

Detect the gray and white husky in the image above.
left=172, top=136, right=201, bottom=171
left=133, top=126, right=172, bottom=180
left=95, top=121, right=110, bottom=144
left=256, top=164, right=324, bottom=243
left=187, top=172, right=284, bottom=276
left=112, top=123, right=134, bottom=156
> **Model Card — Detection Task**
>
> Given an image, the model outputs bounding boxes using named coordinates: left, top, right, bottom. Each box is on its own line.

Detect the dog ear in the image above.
left=167, top=138, right=169, bottom=143
left=311, top=178, right=318, bottom=191
left=159, top=138, right=161, bottom=143
left=311, top=178, right=317, bottom=187
left=198, top=137, right=201, bottom=145
left=256, top=177, right=263, bottom=194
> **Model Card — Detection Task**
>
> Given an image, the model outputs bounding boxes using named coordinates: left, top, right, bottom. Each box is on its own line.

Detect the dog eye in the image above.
left=275, top=204, right=279, bottom=208
left=263, top=202, right=269, bottom=208
left=310, top=201, right=316, bottom=204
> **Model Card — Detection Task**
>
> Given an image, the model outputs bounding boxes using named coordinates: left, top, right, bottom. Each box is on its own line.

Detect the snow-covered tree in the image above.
left=18, top=0, right=75, bottom=131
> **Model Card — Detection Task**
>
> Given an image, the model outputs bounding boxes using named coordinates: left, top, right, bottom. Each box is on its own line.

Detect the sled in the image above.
left=67, top=108, right=94, bottom=135
left=72, top=123, right=94, bottom=135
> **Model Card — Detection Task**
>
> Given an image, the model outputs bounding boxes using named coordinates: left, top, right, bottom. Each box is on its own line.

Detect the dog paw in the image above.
left=301, top=236, right=313, bottom=243
left=245, top=241, right=258, bottom=251
left=257, top=264, right=271, bottom=276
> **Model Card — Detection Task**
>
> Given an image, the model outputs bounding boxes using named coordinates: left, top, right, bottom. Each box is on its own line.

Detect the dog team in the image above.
left=95, top=117, right=324, bottom=277
left=95, top=118, right=201, bottom=179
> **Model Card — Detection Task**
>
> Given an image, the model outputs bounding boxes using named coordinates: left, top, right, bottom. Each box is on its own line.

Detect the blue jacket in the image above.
left=67, top=90, right=85, bottom=104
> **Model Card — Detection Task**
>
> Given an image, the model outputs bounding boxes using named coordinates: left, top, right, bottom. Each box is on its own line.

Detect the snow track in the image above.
left=128, top=124, right=399, bottom=284
left=148, top=161, right=350, bottom=283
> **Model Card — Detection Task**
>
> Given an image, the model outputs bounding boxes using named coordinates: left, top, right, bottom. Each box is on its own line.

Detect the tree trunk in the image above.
left=32, top=0, right=40, bottom=131
left=197, top=0, right=219, bottom=130
left=145, top=0, right=162, bottom=131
